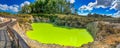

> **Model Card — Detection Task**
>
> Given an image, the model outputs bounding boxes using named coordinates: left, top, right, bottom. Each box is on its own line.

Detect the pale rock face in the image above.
left=0, top=17, right=4, bottom=22
left=82, top=21, right=120, bottom=48
left=116, top=44, right=120, bottom=48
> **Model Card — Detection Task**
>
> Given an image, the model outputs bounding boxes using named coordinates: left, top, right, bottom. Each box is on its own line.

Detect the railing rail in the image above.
left=7, top=19, right=30, bottom=48
left=0, top=20, right=11, bottom=27
left=7, top=26, right=20, bottom=48
left=7, top=26, right=30, bottom=48
left=0, top=19, right=30, bottom=48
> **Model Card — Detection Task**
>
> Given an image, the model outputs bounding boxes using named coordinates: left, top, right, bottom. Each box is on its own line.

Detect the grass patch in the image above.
left=26, top=23, right=93, bottom=47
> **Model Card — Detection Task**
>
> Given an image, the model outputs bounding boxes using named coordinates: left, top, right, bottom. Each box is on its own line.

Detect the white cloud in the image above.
left=96, top=0, right=114, bottom=8
left=113, top=11, right=120, bottom=17
left=88, top=1, right=97, bottom=7
left=96, top=5, right=106, bottom=8
left=79, top=0, right=114, bottom=11
left=0, top=4, right=8, bottom=10
left=79, top=5, right=93, bottom=11
left=111, top=2, right=120, bottom=10
left=116, top=3, right=120, bottom=10
left=79, top=0, right=120, bottom=16
left=0, top=1, right=31, bottom=13
left=110, top=3, right=117, bottom=10
left=94, top=0, right=120, bottom=10
left=111, top=0, right=120, bottom=17
left=69, top=0, right=75, bottom=4
left=78, top=12, right=88, bottom=16
left=20, top=1, right=30, bottom=7
left=9, top=5, right=19, bottom=12
left=0, top=4, right=19, bottom=12
left=79, top=1, right=97, bottom=11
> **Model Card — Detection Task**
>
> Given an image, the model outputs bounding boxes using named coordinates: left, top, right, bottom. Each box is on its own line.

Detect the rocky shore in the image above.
left=81, top=21, right=120, bottom=48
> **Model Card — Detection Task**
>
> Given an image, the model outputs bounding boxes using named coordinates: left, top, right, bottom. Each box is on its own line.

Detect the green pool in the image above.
left=26, top=23, right=93, bottom=47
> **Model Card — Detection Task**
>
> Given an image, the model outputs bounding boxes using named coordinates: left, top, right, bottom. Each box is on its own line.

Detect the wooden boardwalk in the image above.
left=0, top=30, right=11, bottom=48
left=0, top=19, right=30, bottom=48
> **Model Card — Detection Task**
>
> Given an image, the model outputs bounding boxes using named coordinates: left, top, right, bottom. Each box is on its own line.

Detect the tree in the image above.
left=21, top=5, right=32, bottom=13
left=88, top=13, right=92, bottom=17
left=21, top=0, right=74, bottom=14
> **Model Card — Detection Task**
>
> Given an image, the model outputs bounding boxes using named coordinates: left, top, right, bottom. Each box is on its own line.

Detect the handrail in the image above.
left=7, top=26, right=30, bottom=48
left=7, top=26, right=19, bottom=48
left=0, top=19, right=30, bottom=48
left=0, top=20, right=11, bottom=27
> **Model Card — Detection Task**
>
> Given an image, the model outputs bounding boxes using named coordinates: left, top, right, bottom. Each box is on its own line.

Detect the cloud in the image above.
left=0, top=1, right=30, bottom=13
left=20, top=1, right=30, bottom=7
left=110, top=3, right=117, bottom=10
left=95, top=5, right=106, bottom=8
left=113, top=11, right=120, bottom=17
left=9, top=5, right=19, bottom=12
left=78, top=12, right=88, bottom=15
left=115, top=3, right=120, bottom=10
left=70, top=0, right=75, bottom=4
left=111, top=1, right=120, bottom=10
left=79, top=5, right=93, bottom=11
left=65, top=0, right=75, bottom=3
left=0, top=4, right=19, bottom=12
left=79, top=2, right=97, bottom=11
left=79, top=0, right=120, bottom=16
left=0, top=4, right=8, bottom=10
left=96, top=0, right=114, bottom=8
left=109, top=0, right=120, bottom=17
left=79, top=0, right=114, bottom=11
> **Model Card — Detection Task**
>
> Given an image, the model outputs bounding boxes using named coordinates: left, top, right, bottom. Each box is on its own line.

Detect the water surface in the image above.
left=27, top=23, right=93, bottom=47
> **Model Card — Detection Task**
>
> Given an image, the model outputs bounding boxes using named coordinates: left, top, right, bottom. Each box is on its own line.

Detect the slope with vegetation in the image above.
left=81, top=21, right=120, bottom=48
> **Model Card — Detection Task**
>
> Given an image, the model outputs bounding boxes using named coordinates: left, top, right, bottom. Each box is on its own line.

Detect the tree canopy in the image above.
left=20, top=0, right=77, bottom=14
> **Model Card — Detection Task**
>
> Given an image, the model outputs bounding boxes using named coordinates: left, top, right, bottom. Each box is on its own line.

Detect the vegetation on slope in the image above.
left=81, top=21, right=120, bottom=48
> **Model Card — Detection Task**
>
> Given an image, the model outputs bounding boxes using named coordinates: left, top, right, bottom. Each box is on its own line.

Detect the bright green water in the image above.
left=26, top=23, right=93, bottom=47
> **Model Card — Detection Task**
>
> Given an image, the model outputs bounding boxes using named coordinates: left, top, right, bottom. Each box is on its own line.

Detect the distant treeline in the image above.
left=20, top=0, right=77, bottom=14
left=87, top=13, right=112, bottom=18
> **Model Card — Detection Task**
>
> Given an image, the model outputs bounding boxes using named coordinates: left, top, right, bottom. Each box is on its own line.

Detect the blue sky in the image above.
left=0, top=0, right=120, bottom=17
left=0, top=0, right=35, bottom=13
left=74, top=0, right=120, bottom=17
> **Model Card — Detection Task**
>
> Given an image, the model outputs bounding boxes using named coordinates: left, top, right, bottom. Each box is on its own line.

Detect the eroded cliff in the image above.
left=81, top=21, right=120, bottom=48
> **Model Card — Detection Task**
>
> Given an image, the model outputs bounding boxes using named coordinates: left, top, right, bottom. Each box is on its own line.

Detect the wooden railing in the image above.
left=7, top=26, right=20, bottom=48
left=0, top=19, right=30, bottom=48
left=0, top=20, right=12, bottom=27
left=7, top=20, right=30, bottom=48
